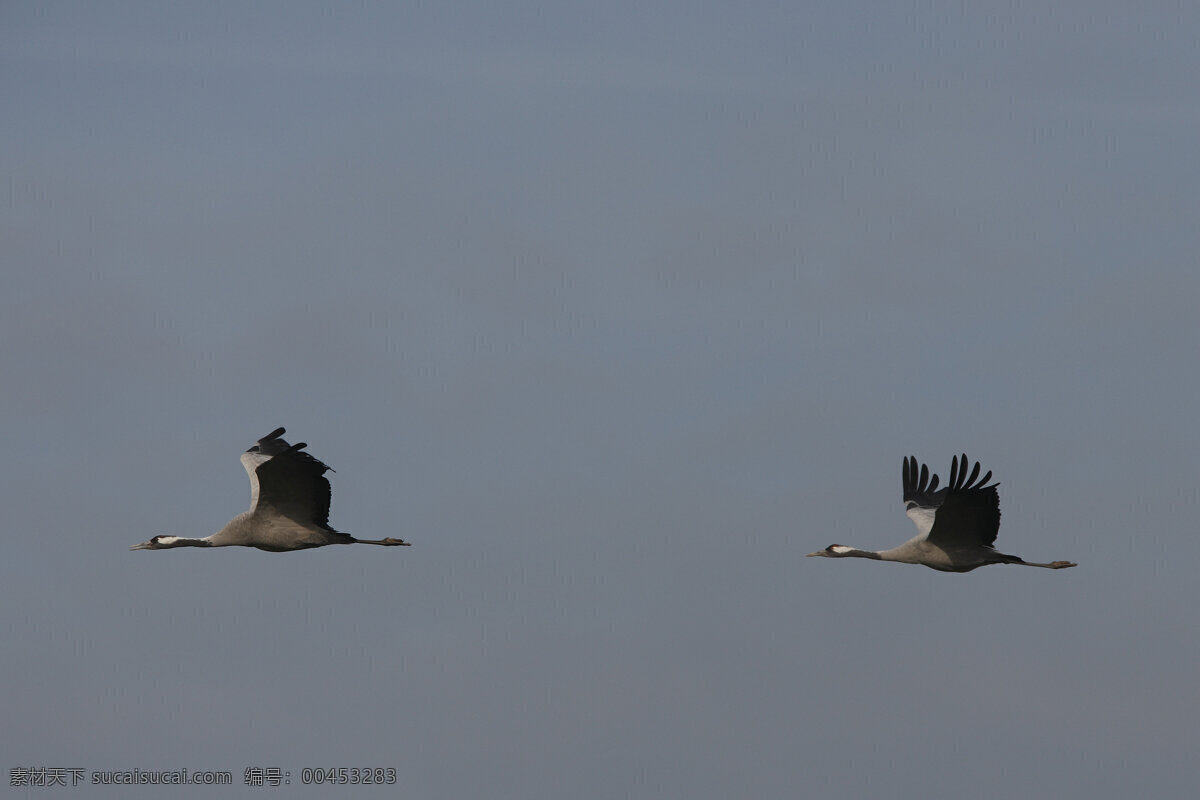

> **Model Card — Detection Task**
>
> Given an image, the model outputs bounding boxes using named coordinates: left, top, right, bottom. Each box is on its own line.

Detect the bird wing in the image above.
left=902, top=455, right=945, bottom=538
left=922, top=454, right=1000, bottom=549
left=240, top=427, right=336, bottom=529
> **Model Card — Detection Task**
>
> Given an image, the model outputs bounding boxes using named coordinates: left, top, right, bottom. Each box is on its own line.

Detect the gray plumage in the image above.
left=807, top=454, right=1076, bottom=573
left=130, top=427, right=410, bottom=552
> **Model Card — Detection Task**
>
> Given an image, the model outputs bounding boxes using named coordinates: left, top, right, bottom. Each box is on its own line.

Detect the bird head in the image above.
left=805, top=544, right=856, bottom=558
left=129, top=535, right=182, bottom=550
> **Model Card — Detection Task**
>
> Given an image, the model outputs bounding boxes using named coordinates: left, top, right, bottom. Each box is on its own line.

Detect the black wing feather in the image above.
left=965, top=459, right=981, bottom=489
left=254, top=437, right=338, bottom=530
left=903, top=455, right=947, bottom=509
left=925, top=454, right=1001, bottom=549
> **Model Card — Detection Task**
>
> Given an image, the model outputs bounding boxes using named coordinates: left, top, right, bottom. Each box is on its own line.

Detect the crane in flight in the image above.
left=130, top=427, right=410, bottom=552
left=807, top=454, right=1076, bottom=573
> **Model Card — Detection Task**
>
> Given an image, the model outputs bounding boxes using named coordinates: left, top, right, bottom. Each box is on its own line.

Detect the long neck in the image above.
left=833, top=547, right=882, bottom=561
left=872, top=546, right=918, bottom=563
left=155, top=536, right=216, bottom=549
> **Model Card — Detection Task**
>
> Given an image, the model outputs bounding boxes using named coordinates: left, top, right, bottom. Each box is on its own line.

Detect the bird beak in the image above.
left=129, top=541, right=153, bottom=551
left=805, top=551, right=825, bottom=558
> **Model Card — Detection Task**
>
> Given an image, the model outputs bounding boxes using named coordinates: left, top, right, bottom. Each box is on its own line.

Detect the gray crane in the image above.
left=807, top=454, right=1076, bottom=572
left=130, top=427, right=410, bottom=552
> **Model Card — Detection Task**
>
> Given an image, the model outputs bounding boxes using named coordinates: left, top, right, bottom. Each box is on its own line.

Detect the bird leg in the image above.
left=351, top=537, right=412, bottom=546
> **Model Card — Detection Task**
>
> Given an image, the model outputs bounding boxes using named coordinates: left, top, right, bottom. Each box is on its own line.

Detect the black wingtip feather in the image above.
left=947, top=454, right=999, bottom=492
left=904, top=455, right=945, bottom=502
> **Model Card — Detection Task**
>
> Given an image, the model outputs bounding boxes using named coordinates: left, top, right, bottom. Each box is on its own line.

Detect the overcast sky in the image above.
left=4, top=2, right=1198, bottom=798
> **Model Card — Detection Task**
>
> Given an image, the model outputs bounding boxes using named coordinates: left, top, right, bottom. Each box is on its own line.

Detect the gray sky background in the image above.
left=4, top=2, right=1198, bottom=798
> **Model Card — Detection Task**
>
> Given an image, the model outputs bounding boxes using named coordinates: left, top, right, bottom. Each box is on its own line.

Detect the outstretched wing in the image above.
left=922, top=453, right=1000, bottom=549
left=241, top=427, right=337, bottom=530
left=902, top=455, right=946, bottom=538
